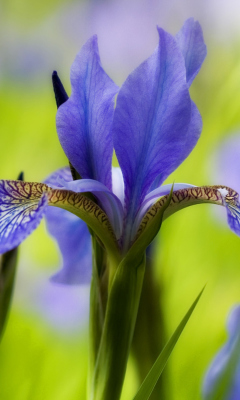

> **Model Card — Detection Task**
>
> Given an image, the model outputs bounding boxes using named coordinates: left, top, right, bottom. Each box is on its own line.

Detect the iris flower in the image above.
left=1, top=18, right=240, bottom=283
left=203, top=305, right=240, bottom=400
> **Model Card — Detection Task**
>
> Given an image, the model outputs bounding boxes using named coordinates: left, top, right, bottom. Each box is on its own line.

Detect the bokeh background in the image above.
left=1, top=0, right=240, bottom=399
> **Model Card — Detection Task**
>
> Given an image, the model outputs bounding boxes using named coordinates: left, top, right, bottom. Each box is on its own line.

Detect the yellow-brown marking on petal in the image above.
left=136, top=185, right=239, bottom=240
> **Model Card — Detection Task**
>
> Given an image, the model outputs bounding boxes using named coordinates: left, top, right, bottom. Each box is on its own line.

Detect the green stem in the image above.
left=90, top=254, right=146, bottom=400
left=88, top=237, right=109, bottom=395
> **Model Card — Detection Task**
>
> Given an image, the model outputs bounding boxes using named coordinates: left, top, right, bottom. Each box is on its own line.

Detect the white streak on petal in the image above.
left=112, top=167, right=125, bottom=207
left=218, top=188, right=229, bottom=198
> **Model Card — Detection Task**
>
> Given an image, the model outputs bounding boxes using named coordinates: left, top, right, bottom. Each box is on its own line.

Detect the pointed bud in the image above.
left=17, top=171, right=24, bottom=181
left=52, top=71, right=69, bottom=108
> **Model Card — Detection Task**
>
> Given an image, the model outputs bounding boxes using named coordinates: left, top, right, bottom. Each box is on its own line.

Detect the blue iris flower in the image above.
left=1, top=19, right=240, bottom=284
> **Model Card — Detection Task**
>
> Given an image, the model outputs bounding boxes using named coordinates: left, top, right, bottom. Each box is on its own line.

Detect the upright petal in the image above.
left=56, top=36, right=119, bottom=189
left=175, top=18, right=207, bottom=87
left=45, top=206, right=92, bottom=284
left=0, top=181, right=48, bottom=253
left=113, top=25, right=200, bottom=230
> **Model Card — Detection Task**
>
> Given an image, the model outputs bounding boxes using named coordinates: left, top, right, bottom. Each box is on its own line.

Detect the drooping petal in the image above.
left=202, top=305, right=240, bottom=400
left=113, top=25, right=199, bottom=229
left=56, top=35, right=119, bottom=189
left=57, top=178, right=124, bottom=239
left=45, top=206, right=92, bottom=284
left=0, top=179, right=120, bottom=261
left=175, top=18, right=207, bottom=87
left=46, top=167, right=120, bottom=248
left=0, top=181, right=48, bottom=253
left=47, top=188, right=120, bottom=260
left=44, top=167, right=92, bottom=284
left=45, top=166, right=124, bottom=238
left=135, top=186, right=240, bottom=242
left=131, top=182, right=196, bottom=239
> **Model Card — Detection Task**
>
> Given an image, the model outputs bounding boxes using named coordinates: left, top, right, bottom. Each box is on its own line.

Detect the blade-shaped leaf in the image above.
left=133, top=286, right=205, bottom=400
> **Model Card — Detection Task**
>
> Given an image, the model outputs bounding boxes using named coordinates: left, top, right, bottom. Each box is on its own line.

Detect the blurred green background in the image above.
left=1, top=0, right=240, bottom=399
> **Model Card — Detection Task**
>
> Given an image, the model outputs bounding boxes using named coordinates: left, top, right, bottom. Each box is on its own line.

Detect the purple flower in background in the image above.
left=1, top=19, right=240, bottom=284
left=211, top=133, right=240, bottom=194
left=14, top=267, right=90, bottom=333
left=203, top=305, right=240, bottom=400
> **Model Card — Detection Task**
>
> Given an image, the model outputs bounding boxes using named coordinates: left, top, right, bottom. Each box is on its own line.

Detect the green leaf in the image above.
left=133, top=286, right=205, bottom=400
left=0, top=247, right=18, bottom=340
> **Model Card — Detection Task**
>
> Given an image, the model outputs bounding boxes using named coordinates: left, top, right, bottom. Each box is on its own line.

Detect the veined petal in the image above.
left=57, top=178, right=124, bottom=239
left=135, top=186, right=240, bottom=242
left=0, top=180, right=48, bottom=253
left=56, top=36, right=119, bottom=189
left=148, top=100, right=202, bottom=193
left=112, top=25, right=194, bottom=225
left=0, top=180, right=120, bottom=261
left=47, top=188, right=120, bottom=260
left=175, top=18, right=207, bottom=87
left=203, top=305, right=240, bottom=400
left=45, top=206, right=92, bottom=285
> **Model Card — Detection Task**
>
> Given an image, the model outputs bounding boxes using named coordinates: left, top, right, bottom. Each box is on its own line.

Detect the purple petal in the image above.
left=59, top=178, right=124, bottom=239
left=37, top=280, right=90, bottom=332
left=56, top=36, right=119, bottom=189
left=203, top=305, right=240, bottom=400
left=45, top=206, right=92, bottom=285
left=0, top=180, right=48, bottom=253
left=225, top=201, right=240, bottom=236
left=44, top=166, right=72, bottom=187
left=214, top=187, right=240, bottom=237
left=43, top=168, right=92, bottom=284
left=113, top=26, right=200, bottom=229
left=175, top=18, right=207, bottom=87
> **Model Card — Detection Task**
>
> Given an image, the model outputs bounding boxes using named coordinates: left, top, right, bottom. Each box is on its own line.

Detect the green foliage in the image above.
left=133, top=287, right=205, bottom=400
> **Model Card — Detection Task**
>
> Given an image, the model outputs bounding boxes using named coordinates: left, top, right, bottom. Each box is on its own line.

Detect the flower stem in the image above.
left=90, top=254, right=146, bottom=400
left=88, top=236, right=109, bottom=395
